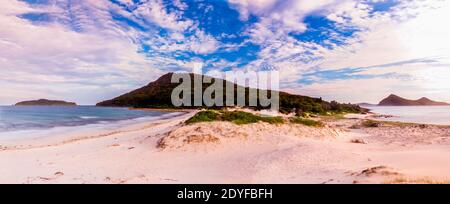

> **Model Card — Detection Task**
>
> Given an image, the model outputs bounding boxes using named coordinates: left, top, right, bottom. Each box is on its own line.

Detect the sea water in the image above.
left=363, top=106, right=450, bottom=125
left=0, top=106, right=183, bottom=139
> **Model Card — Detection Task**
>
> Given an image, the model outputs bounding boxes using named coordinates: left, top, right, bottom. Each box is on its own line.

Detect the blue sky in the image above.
left=1, top=0, right=450, bottom=104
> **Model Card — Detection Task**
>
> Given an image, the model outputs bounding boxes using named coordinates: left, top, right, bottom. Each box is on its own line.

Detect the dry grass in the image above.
left=183, top=134, right=220, bottom=144
left=384, top=177, right=450, bottom=184
left=289, top=117, right=324, bottom=127
left=350, top=139, right=366, bottom=144
left=362, top=120, right=382, bottom=128
left=320, top=113, right=346, bottom=121
left=358, top=166, right=400, bottom=177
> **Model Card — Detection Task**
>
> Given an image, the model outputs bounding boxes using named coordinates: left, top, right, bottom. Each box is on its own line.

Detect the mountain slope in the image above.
left=378, top=94, right=449, bottom=106
left=97, top=73, right=365, bottom=114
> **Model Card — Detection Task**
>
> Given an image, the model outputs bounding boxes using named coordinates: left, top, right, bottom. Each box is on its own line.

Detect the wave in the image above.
left=0, top=106, right=186, bottom=133
left=0, top=111, right=188, bottom=140
left=79, top=116, right=99, bottom=119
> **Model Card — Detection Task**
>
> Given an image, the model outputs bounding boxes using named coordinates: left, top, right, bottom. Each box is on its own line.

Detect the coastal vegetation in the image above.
left=361, top=120, right=382, bottom=128
left=186, top=110, right=284, bottom=125
left=185, top=110, right=220, bottom=124
left=186, top=110, right=326, bottom=127
left=289, top=117, right=324, bottom=127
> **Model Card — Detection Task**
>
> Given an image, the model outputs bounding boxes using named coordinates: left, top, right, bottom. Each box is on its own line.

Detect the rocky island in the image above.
left=378, top=94, right=450, bottom=106
left=15, top=99, right=77, bottom=106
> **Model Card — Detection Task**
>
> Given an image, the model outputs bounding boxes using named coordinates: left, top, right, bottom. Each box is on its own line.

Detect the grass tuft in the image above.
left=221, top=111, right=261, bottom=125
left=260, top=116, right=285, bottom=124
left=289, top=117, right=324, bottom=127
left=350, top=139, right=366, bottom=144
left=186, top=110, right=219, bottom=124
left=361, top=120, right=381, bottom=128
left=384, top=177, right=450, bottom=184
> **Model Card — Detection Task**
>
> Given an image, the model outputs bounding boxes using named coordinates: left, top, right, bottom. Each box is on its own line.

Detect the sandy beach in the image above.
left=1, top=110, right=450, bottom=184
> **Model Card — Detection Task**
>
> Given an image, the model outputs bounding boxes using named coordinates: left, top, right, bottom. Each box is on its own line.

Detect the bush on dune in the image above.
left=186, top=110, right=285, bottom=125
left=186, top=110, right=219, bottom=124
left=187, top=110, right=330, bottom=127
left=289, top=117, right=324, bottom=127
left=361, top=120, right=381, bottom=128
left=260, top=116, right=285, bottom=124
left=221, top=111, right=260, bottom=124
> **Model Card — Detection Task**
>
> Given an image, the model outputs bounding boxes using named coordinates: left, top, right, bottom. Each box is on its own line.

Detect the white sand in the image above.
left=1, top=111, right=450, bottom=184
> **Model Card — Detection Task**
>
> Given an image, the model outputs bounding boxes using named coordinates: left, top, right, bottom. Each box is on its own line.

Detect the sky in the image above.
left=1, top=0, right=450, bottom=105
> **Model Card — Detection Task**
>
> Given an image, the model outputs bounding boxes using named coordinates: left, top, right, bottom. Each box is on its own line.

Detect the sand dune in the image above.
left=1, top=111, right=450, bottom=184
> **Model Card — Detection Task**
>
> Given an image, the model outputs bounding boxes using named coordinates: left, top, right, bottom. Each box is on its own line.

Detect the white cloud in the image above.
left=228, top=0, right=278, bottom=20
left=146, top=29, right=219, bottom=54
left=173, top=0, right=188, bottom=11
left=133, top=0, right=219, bottom=54
left=0, top=0, right=223, bottom=104
left=134, top=0, right=192, bottom=32
left=227, top=0, right=350, bottom=86
left=290, top=67, right=450, bottom=104
left=230, top=0, right=450, bottom=103
left=296, top=0, right=450, bottom=103
left=0, top=0, right=166, bottom=105
left=231, top=0, right=343, bottom=39
left=314, top=0, right=450, bottom=70
left=2, top=0, right=450, bottom=105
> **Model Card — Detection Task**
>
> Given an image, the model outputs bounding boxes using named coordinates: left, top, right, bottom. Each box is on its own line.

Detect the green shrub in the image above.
left=221, top=111, right=260, bottom=124
left=186, top=110, right=219, bottom=124
left=290, top=117, right=324, bottom=127
left=361, top=120, right=381, bottom=128
left=186, top=110, right=285, bottom=125
left=260, top=116, right=285, bottom=124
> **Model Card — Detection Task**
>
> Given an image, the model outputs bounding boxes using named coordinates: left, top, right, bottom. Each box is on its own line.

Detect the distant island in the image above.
left=15, top=99, right=77, bottom=106
left=97, top=72, right=366, bottom=115
left=357, top=103, right=377, bottom=107
left=378, top=94, right=450, bottom=106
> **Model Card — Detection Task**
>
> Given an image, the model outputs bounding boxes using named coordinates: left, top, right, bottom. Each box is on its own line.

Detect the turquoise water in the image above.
left=364, top=106, right=450, bottom=125
left=0, top=106, right=177, bottom=133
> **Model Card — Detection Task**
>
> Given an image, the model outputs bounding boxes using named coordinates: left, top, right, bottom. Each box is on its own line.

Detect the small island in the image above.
left=378, top=94, right=450, bottom=106
left=15, top=99, right=77, bottom=106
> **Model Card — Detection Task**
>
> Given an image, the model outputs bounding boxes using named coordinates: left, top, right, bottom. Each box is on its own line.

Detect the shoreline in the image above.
left=349, top=113, right=450, bottom=128
left=129, top=107, right=198, bottom=113
left=0, top=111, right=194, bottom=151
left=1, top=111, right=450, bottom=183
left=362, top=105, right=450, bottom=126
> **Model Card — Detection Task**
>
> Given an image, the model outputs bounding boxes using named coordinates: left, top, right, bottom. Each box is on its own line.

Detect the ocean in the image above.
left=0, top=106, right=183, bottom=139
left=363, top=106, right=450, bottom=125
